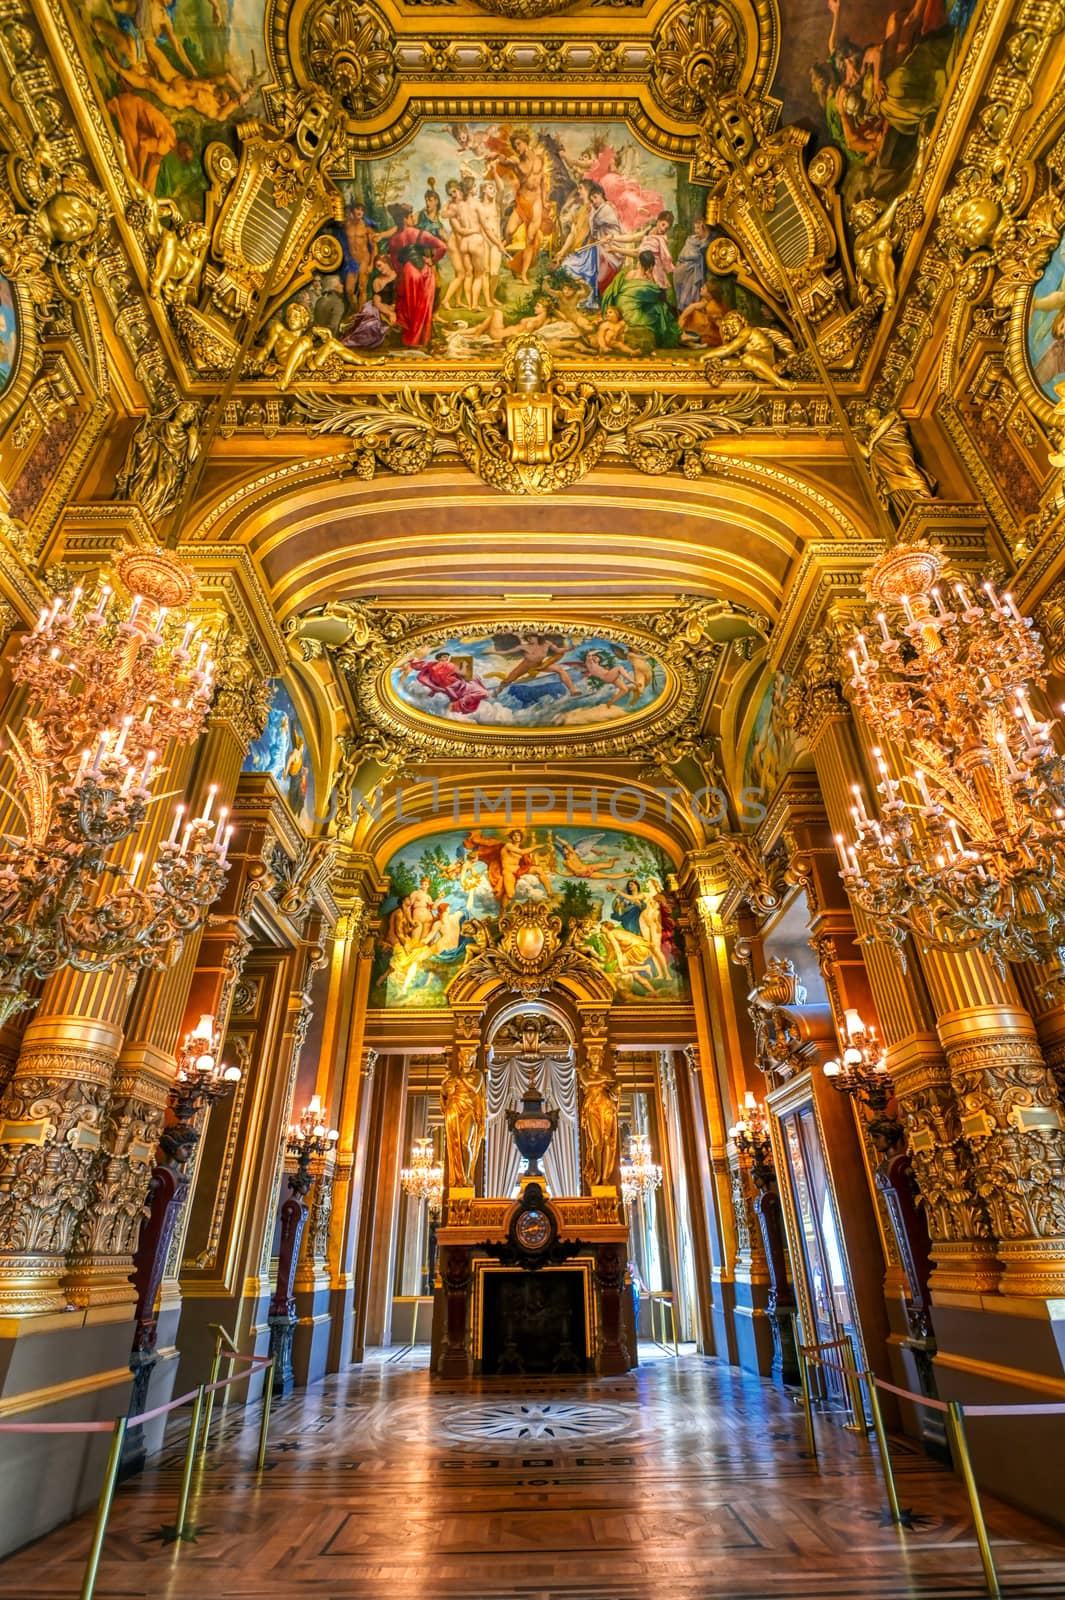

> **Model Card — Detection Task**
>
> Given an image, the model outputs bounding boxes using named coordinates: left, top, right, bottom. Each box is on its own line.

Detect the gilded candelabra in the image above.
left=620, top=1131, right=663, bottom=1207
left=400, top=1134, right=444, bottom=1218
left=728, top=1092, right=774, bottom=1189
left=162, top=1012, right=242, bottom=1160
left=823, top=1008, right=903, bottom=1152
left=0, top=547, right=229, bottom=1025
left=286, top=1095, right=340, bottom=1197
left=839, top=539, right=1065, bottom=979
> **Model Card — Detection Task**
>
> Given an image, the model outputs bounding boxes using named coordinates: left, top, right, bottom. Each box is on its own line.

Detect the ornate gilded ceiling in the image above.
left=52, top=0, right=979, bottom=400
left=2, top=0, right=1065, bottom=880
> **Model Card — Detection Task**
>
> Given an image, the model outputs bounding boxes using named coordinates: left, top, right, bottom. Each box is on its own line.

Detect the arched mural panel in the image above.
left=373, top=824, right=688, bottom=1008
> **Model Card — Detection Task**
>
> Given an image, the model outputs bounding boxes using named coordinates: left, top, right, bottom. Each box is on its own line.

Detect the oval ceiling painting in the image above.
left=0, top=274, right=19, bottom=398
left=388, top=628, right=671, bottom=732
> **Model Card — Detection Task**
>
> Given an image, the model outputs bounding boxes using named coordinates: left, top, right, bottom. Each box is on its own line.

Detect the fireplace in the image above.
left=480, top=1269, right=588, bottom=1375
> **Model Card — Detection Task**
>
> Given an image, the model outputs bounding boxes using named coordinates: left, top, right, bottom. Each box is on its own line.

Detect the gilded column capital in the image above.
left=782, top=618, right=852, bottom=745
left=936, top=1006, right=1065, bottom=1297
left=0, top=1023, right=123, bottom=1314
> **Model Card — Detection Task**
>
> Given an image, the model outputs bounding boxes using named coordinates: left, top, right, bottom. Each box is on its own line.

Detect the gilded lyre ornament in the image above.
left=163, top=92, right=345, bottom=373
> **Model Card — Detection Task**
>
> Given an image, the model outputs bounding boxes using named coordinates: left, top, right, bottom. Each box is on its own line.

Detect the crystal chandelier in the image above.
left=286, top=1095, right=340, bottom=1197
left=0, top=547, right=229, bottom=1025
left=620, top=1131, right=663, bottom=1207
left=823, top=1009, right=903, bottom=1152
left=838, top=538, right=1065, bottom=977
left=728, top=1092, right=774, bottom=1189
left=401, top=1135, right=445, bottom=1218
left=162, top=1012, right=242, bottom=1161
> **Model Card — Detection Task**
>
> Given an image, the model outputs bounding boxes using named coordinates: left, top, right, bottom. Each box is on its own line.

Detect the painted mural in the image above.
left=78, top=0, right=267, bottom=216
left=0, top=275, right=17, bottom=396
left=741, top=672, right=807, bottom=814
left=372, top=826, right=688, bottom=1007
left=771, top=0, right=974, bottom=208
left=389, top=630, right=669, bottom=731
left=243, top=680, right=315, bottom=828
left=1028, top=233, right=1065, bottom=404
left=290, top=120, right=778, bottom=359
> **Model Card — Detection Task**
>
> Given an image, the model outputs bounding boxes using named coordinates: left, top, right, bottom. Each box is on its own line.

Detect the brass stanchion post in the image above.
left=796, top=1332, right=818, bottom=1462
left=175, top=1385, right=206, bottom=1538
left=79, top=1417, right=127, bottom=1600
left=864, top=1371, right=903, bottom=1524
left=256, top=1360, right=274, bottom=1473
left=946, top=1401, right=1001, bottom=1598
left=842, top=1335, right=868, bottom=1433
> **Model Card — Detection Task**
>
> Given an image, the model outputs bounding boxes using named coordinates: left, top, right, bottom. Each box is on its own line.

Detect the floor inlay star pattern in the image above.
left=2, top=1352, right=1064, bottom=1599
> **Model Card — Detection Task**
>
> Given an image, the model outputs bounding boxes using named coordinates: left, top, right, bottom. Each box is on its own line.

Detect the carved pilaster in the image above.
left=62, top=1053, right=170, bottom=1308
left=889, top=1043, right=997, bottom=1294
left=939, top=1013, right=1065, bottom=1297
left=0, top=1026, right=122, bottom=1313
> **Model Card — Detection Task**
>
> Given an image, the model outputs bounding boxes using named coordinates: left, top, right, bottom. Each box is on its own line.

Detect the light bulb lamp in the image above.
left=128, top=1011, right=243, bottom=1440
left=728, top=1092, right=775, bottom=1190
left=823, top=1008, right=903, bottom=1153
left=269, top=1094, right=339, bottom=1396
left=727, top=1091, right=798, bottom=1384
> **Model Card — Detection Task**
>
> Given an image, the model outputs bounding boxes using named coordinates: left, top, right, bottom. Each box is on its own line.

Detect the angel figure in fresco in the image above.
left=567, top=647, right=636, bottom=706
left=570, top=141, right=665, bottom=232
left=554, top=835, right=628, bottom=881
left=487, top=633, right=582, bottom=698
left=404, top=652, right=492, bottom=717
left=490, top=127, right=558, bottom=282
left=462, top=829, right=554, bottom=910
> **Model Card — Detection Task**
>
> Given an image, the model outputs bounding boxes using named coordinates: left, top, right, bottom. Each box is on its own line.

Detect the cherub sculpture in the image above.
left=256, top=302, right=378, bottom=390
left=709, top=313, right=796, bottom=389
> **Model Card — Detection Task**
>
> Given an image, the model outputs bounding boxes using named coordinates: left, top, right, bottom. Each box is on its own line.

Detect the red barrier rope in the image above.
left=962, top=1401, right=1065, bottom=1417
left=0, top=1354, right=273, bottom=1433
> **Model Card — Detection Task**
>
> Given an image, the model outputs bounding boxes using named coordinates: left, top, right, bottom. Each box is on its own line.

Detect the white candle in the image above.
left=221, top=824, right=233, bottom=863
left=877, top=612, right=891, bottom=644
left=128, top=595, right=142, bottom=625
left=90, top=734, right=107, bottom=775
left=214, top=806, right=228, bottom=845
left=167, top=803, right=185, bottom=845
left=112, top=715, right=132, bottom=759
left=90, top=585, right=111, bottom=623
left=202, top=783, right=217, bottom=824
left=180, top=822, right=193, bottom=855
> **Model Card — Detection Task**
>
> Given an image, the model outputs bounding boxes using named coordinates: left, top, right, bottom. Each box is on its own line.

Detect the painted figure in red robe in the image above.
left=386, top=204, right=448, bottom=347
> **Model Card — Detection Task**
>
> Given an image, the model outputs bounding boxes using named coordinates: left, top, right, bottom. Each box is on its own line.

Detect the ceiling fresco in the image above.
left=79, top=0, right=268, bottom=215
left=294, top=119, right=779, bottom=362
left=388, top=628, right=671, bottom=732
left=771, top=0, right=973, bottom=207
left=372, top=825, right=688, bottom=1007
left=53, top=0, right=980, bottom=404
left=339, top=611, right=711, bottom=762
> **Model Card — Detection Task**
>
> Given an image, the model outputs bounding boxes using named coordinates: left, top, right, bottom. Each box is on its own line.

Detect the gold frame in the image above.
left=469, top=1253, right=598, bottom=1364
left=0, top=274, right=40, bottom=435
left=368, top=615, right=690, bottom=755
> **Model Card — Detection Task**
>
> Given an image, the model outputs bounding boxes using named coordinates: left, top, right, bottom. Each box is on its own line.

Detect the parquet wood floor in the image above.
left=2, top=1349, right=1064, bottom=1600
